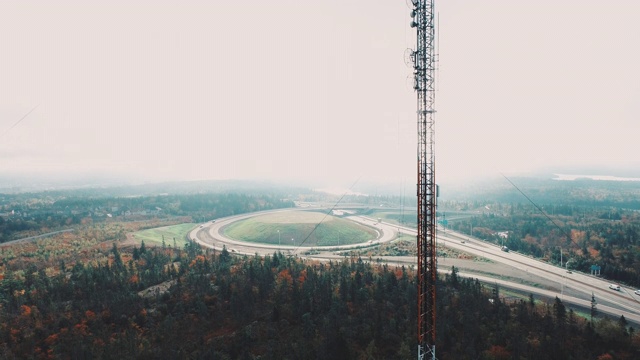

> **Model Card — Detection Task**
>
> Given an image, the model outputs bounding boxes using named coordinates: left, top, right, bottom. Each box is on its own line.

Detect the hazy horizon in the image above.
left=2, top=1, right=639, bottom=189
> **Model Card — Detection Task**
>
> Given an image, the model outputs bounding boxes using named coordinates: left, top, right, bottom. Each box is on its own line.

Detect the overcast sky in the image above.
left=1, top=0, right=639, bottom=188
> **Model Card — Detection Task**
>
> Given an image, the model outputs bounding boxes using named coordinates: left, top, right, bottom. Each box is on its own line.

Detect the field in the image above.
left=131, top=223, right=196, bottom=248
left=223, top=211, right=377, bottom=247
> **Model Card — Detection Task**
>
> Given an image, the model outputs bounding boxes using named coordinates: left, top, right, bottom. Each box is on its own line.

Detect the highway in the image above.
left=189, top=207, right=640, bottom=325
left=0, top=228, right=75, bottom=247
left=436, top=229, right=640, bottom=318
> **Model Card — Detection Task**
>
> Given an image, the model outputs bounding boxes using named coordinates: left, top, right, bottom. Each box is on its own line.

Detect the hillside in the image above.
left=1, top=236, right=638, bottom=359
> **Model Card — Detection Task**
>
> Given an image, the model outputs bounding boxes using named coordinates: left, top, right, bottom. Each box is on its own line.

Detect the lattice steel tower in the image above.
left=409, top=0, right=437, bottom=359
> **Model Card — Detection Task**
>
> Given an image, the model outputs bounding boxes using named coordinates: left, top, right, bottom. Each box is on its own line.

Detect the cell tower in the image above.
left=409, top=0, right=437, bottom=359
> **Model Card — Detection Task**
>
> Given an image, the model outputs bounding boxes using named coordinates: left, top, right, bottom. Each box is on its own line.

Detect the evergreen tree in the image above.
left=591, top=292, right=598, bottom=323
left=554, top=296, right=566, bottom=324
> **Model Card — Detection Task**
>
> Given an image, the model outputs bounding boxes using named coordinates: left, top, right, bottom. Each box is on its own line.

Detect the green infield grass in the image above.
left=224, top=211, right=377, bottom=247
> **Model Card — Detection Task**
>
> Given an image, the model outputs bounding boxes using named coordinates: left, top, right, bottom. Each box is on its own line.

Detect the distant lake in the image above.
left=553, top=174, right=640, bottom=182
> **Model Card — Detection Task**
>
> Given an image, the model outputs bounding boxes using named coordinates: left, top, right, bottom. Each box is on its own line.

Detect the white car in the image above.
left=634, top=289, right=640, bottom=295
left=609, top=284, right=621, bottom=291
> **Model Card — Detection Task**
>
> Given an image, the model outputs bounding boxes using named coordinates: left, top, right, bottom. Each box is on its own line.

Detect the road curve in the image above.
left=0, top=229, right=75, bottom=247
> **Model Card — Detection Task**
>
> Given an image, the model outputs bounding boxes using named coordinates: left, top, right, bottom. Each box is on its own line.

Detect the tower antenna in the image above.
left=409, top=0, right=438, bottom=359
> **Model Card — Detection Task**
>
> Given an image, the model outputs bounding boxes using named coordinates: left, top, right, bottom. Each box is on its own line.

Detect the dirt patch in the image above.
left=122, top=232, right=139, bottom=247
left=138, top=279, right=177, bottom=299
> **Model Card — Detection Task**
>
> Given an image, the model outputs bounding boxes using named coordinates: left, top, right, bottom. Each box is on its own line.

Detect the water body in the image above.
left=553, top=174, right=640, bottom=182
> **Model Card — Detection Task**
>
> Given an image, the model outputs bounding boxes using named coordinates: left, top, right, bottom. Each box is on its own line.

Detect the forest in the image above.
left=1, top=239, right=638, bottom=359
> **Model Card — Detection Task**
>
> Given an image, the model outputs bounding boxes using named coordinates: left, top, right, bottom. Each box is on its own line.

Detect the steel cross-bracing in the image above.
left=410, top=0, right=437, bottom=359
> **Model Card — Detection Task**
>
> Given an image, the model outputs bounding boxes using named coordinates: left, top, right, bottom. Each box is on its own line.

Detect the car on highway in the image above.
left=609, top=284, right=621, bottom=291
left=635, top=289, right=640, bottom=295
left=501, top=246, right=509, bottom=252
